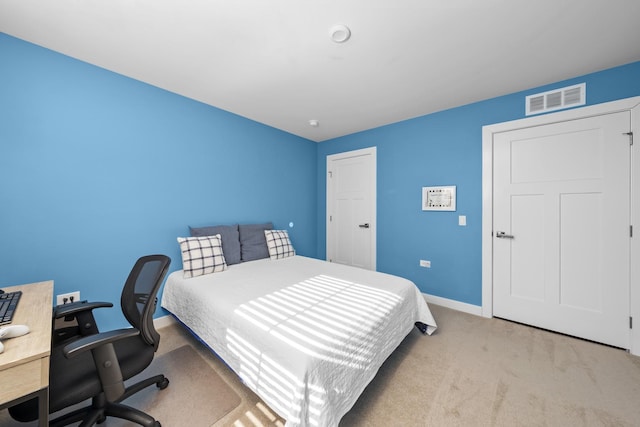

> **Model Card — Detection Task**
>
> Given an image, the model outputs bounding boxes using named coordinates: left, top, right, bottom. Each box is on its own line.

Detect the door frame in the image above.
left=326, top=146, right=377, bottom=270
left=482, top=96, right=640, bottom=355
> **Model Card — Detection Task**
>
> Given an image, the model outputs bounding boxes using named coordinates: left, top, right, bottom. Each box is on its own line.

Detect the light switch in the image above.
left=458, top=215, right=467, bottom=226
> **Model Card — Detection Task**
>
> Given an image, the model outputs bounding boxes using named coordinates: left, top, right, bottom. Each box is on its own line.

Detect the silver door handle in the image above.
left=359, top=223, right=370, bottom=229
left=496, top=231, right=514, bottom=239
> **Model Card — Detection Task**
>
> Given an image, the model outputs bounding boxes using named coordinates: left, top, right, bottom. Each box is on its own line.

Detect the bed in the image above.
left=161, top=224, right=437, bottom=427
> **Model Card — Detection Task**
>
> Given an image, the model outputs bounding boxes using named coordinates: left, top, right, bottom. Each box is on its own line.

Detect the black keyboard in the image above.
left=0, top=291, right=22, bottom=325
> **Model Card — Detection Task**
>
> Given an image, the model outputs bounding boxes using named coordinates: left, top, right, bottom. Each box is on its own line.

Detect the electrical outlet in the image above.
left=420, top=260, right=431, bottom=268
left=56, top=291, right=80, bottom=306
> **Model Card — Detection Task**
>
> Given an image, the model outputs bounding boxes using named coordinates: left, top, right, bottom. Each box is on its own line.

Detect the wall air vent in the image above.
left=525, top=83, right=586, bottom=116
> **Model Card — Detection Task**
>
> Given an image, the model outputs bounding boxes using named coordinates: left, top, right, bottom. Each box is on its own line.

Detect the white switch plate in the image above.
left=420, top=260, right=431, bottom=268
left=459, top=215, right=467, bottom=226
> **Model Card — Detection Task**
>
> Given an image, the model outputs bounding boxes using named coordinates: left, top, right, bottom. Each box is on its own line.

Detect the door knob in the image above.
left=359, top=223, right=370, bottom=229
left=496, top=231, right=514, bottom=239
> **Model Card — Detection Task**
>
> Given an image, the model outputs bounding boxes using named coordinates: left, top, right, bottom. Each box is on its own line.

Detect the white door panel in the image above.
left=510, top=128, right=603, bottom=183
left=510, top=194, right=545, bottom=302
left=560, top=192, right=602, bottom=311
left=494, top=111, right=630, bottom=348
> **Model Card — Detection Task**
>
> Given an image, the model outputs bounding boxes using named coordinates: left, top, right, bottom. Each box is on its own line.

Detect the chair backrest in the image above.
left=120, top=254, right=171, bottom=351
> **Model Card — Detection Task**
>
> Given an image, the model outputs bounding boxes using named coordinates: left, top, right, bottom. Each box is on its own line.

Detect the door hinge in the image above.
left=624, top=131, right=633, bottom=145
left=631, top=225, right=633, bottom=238
left=630, top=316, right=633, bottom=329
left=329, top=215, right=332, bottom=222
left=328, top=171, right=333, bottom=178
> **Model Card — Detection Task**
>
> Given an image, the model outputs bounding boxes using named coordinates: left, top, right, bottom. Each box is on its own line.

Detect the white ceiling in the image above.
left=1, top=0, right=639, bottom=142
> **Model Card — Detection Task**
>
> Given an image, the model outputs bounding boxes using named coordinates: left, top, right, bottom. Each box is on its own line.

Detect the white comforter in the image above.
left=161, top=255, right=436, bottom=427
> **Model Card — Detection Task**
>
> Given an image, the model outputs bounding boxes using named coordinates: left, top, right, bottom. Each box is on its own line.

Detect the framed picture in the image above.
left=422, top=186, right=456, bottom=211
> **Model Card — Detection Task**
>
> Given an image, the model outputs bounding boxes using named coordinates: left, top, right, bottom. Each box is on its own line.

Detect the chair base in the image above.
left=51, top=374, right=169, bottom=427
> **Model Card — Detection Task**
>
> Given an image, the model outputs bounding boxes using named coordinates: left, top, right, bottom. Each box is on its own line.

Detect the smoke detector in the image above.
left=329, top=24, right=351, bottom=43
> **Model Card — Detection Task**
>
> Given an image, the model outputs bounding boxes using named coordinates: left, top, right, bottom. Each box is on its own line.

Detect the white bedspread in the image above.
left=161, top=255, right=437, bottom=427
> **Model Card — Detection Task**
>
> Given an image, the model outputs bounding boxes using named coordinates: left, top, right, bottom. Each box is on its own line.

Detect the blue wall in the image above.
left=317, top=61, right=640, bottom=307
left=0, top=34, right=317, bottom=329
left=2, top=32, right=639, bottom=325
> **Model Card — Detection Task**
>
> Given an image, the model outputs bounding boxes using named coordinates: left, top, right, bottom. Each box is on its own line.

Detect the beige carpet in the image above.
left=108, top=345, right=241, bottom=426
left=0, top=345, right=240, bottom=427
left=340, top=304, right=640, bottom=426
left=3, top=305, right=640, bottom=426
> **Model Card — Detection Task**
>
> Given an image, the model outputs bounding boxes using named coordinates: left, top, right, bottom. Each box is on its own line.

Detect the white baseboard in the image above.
left=423, top=293, right=482, bottom=316
left=154, top=314, right=177, bottom=329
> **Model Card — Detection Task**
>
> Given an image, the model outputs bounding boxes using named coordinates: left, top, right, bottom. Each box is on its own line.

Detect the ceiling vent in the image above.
left=525, top=83, right=586, bottom=116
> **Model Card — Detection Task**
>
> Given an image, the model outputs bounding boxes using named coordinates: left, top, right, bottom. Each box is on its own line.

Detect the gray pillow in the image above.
left=189, top=224, right=241, bottom=265
left=239, top=222, right=273, bottom=262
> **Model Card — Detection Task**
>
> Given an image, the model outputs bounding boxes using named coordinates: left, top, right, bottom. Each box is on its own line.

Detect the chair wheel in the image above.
left=157, top=377, right=169, bottom=390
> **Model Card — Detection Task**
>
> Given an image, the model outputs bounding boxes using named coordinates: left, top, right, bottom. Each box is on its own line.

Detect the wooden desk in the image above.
left=0, top=281, right=53, bottom=427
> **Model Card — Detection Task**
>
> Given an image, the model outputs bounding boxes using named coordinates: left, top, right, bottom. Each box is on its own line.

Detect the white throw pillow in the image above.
left=264, top=230, right=296, bottom=260
left=177, top=235, right=227, bottom=278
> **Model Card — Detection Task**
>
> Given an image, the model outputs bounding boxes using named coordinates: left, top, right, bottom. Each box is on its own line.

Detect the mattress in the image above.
left=161, top=255, right=437, bottom=426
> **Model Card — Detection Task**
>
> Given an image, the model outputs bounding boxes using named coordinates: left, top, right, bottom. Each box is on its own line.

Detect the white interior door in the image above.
left=327, top=147, right=376, bottom=270
left=493, top=111, right=631, bottom=348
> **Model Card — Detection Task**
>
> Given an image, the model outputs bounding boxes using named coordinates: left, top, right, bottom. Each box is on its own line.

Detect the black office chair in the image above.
left=9, top=254, right=171, bottom=427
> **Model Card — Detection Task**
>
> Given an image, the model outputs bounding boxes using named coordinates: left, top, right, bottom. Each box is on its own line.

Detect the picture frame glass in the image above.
left=422, top=186, right=456, bottom=211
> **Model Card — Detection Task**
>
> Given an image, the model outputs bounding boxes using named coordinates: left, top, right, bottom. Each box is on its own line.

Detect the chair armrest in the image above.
left=53, top=300, right=114, bottom=319
left=62, top=327, right=140, bottom=402
left=63, top=328, right=140, bottom=358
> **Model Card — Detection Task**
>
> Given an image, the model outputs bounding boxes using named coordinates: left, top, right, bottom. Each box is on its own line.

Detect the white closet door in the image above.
left=493, top=111, right=631, bottom=348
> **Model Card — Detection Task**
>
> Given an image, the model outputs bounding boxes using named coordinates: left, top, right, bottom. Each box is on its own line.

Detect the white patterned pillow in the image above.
left=264, top=230, right=296, bottom=260
left=177, top=235, right=227, bottom=278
